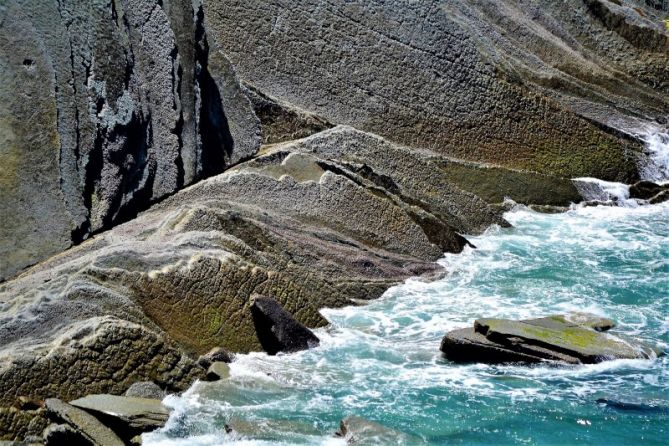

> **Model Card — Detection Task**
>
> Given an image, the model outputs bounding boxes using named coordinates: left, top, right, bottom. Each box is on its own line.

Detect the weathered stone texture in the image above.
left=0, top=0, right=261, bottom=281
left=0, top=128, right=503, bottom=432
left=203, top=0, right=668, bottom=181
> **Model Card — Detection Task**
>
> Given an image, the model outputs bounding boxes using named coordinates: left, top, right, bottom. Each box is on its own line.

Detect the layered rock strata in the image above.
left=0, top=126, right=507, bottom=439
left=204, top=0, right=668, bottom=180
left=0, top=0, right=261, bottom=281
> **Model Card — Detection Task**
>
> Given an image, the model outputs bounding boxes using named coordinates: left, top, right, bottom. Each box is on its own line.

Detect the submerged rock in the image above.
left=44, top=399, right=124, bottom=446
left=69, top=394, right=170, bottom=438
left=596, top=398, right=669, bottom=414
left=441, top=314, right=659, bottom=365
left=250, top=295, right=320, bottom=355
left=336, top=416, right=417, bottom=445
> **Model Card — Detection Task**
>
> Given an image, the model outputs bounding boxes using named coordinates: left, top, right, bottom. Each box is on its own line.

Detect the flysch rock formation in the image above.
left=1, top=0, right=668, bottom=441
left=0, top=126, right=508, bottom=439
left=0, top=0, right=261, bottom=281
left=205, top=0, right=668, bottom=179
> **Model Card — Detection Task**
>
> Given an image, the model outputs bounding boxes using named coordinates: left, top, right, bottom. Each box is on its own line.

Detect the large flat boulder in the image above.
left=69, top=394, right=169, bottom=438
left=44, top=399, right=124, bottom=446
left=441, top=314, right=660, bottom=365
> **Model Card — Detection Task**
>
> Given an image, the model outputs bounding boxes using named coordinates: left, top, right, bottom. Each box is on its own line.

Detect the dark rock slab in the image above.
left=441, top=314, right=658, bottom=365
left=43, top=423, right=91, bottom=446
left=629, top=181, right=666, bottom=200
left=44, top=399, right=124, bottom=446
left=250, top=295, right=320, bottom=355
left=649, top=190, right=669, bottom=204
left=69, top=394, right=169, bottom=438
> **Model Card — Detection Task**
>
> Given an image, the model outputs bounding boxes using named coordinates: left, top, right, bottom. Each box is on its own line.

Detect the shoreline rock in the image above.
left=441, top=314, right=661, bottom=365
left=250, top=295, right=321, bottom=355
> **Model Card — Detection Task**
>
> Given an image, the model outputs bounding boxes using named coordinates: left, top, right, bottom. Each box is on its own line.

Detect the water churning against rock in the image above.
left=145, top=202, right=669, bottom=445
left=574, top=127, right=669, bottom=205
left=640, top=131, right=669, bottom=184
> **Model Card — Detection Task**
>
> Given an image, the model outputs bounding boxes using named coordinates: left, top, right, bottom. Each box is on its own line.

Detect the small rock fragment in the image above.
left=205, top=362, right=231, bottom=381
left=197, top=347, right=233, bottom=369
left=124, top=382, right=165, bottom=400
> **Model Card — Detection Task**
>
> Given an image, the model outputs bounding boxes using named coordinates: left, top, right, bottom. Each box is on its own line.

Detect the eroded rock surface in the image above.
left=1, top=127, right=506, bottom=439
left=203, top=0, right=668, bottom=181
left=0, top=0, right=261, bottom=281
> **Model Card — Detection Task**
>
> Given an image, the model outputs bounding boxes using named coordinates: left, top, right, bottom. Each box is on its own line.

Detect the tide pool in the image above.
left=146, top=202, right=669, bottom=446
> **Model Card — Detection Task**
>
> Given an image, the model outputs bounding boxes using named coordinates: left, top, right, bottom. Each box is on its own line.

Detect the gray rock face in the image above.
left=441, top=314, right=661, bottom=365
left=1, top=127, right=500, bottom=432
left=250, top=295, right=320, bottom=355
left=0, top=0, right=261, bottom=281
left=203, top=0, right=667, bottom=181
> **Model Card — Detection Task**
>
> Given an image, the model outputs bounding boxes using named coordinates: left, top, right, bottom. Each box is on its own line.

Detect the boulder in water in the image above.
left=250, top=295, right=320, bottom=355
left=205, top=362, right=231, bottom=382
left=335, top=416, right=416, bottom=445
left=628, top=181, right=665, bottom=200
left=441, top=314, right=659, bottom=365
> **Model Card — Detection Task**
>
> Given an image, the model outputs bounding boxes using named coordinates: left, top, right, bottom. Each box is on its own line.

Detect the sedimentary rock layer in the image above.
left=0, top=128, right=506, bottom=438
left=204, top=0, right=668, bottom=179
left=0, top=0, right=261, bottom=281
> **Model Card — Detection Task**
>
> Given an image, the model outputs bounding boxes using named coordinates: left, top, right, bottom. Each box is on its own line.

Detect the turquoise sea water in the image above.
left=146, top=202, right=669, bottom=446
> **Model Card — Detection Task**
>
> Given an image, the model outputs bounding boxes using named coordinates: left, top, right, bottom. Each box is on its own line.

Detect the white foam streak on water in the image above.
left=572, top=177, right=634, bottom=205
left=640, top=131, right=669, bottom=184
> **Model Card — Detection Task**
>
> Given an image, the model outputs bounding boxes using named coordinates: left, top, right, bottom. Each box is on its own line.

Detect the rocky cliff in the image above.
left=0, top=0, right=261, bottom=281
left=0, top=0, right=667, bottom=441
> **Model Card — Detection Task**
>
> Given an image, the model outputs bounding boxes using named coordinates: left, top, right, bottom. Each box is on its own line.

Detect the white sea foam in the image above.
left=639, top=130, right=669, bottom=183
